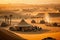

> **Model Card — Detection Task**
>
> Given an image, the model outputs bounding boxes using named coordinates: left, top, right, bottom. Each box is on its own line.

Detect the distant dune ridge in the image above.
left=0, top=4, right=60, bottom=9
left=0, top=4, right=60, bottom=18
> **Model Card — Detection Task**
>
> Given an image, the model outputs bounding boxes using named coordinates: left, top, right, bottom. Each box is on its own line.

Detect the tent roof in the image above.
left=18, top=19, right=32, bottom=27
left=49, top=13, right=60, bottom=17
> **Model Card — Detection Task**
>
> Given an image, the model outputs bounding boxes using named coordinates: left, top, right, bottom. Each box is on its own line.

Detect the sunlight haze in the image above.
left=0, top=0, right=60, bottom=4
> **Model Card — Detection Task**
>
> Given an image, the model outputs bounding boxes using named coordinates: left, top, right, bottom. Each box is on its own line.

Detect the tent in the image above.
left=18, top=19, right=32, bottom=27
left=16, top=19, right=33, bottom=31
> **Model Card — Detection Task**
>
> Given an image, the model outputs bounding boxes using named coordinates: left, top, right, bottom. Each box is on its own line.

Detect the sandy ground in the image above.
left=1, top=24, right=60, bottom=40
left=0, top=19, right=60, bottom=40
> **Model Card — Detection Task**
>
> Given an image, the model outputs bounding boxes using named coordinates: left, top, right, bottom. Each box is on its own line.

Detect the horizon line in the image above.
left=0, top=3, right=60, bottom=5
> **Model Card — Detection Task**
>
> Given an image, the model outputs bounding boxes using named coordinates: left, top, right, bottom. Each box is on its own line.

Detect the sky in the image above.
left=0, top=0, right=60, bottom=4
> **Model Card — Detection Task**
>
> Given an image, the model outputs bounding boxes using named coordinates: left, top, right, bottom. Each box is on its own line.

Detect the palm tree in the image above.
left=7, top=17, right=10, bottom=24
left=9, top=15, right=13, bottom=25
left=4, top=15, right=8, bottom=23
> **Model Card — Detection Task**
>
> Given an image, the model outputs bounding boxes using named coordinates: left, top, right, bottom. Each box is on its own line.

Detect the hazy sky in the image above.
left=0, top=0, right=60, bottom=4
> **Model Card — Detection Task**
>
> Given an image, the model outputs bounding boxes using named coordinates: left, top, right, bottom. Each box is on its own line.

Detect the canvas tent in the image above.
left=18, top=19, right=32, bottom=27
left=16, top=19, right=33, bottom=31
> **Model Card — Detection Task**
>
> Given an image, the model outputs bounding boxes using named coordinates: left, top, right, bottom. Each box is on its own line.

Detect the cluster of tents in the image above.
left=0, top=19, right=60, bottom=32
left=31, top=19, right=60, bottom=27
left=9, top=19, right=42, bottom=32
left=31, top=19, right=45, bottom=24
left=45, top=22, right=60, bottom=27
left=0, top=19, right=57, bottom=40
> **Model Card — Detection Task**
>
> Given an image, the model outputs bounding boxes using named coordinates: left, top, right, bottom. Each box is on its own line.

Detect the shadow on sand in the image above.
left=11, top=29, right=50, bottom=34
